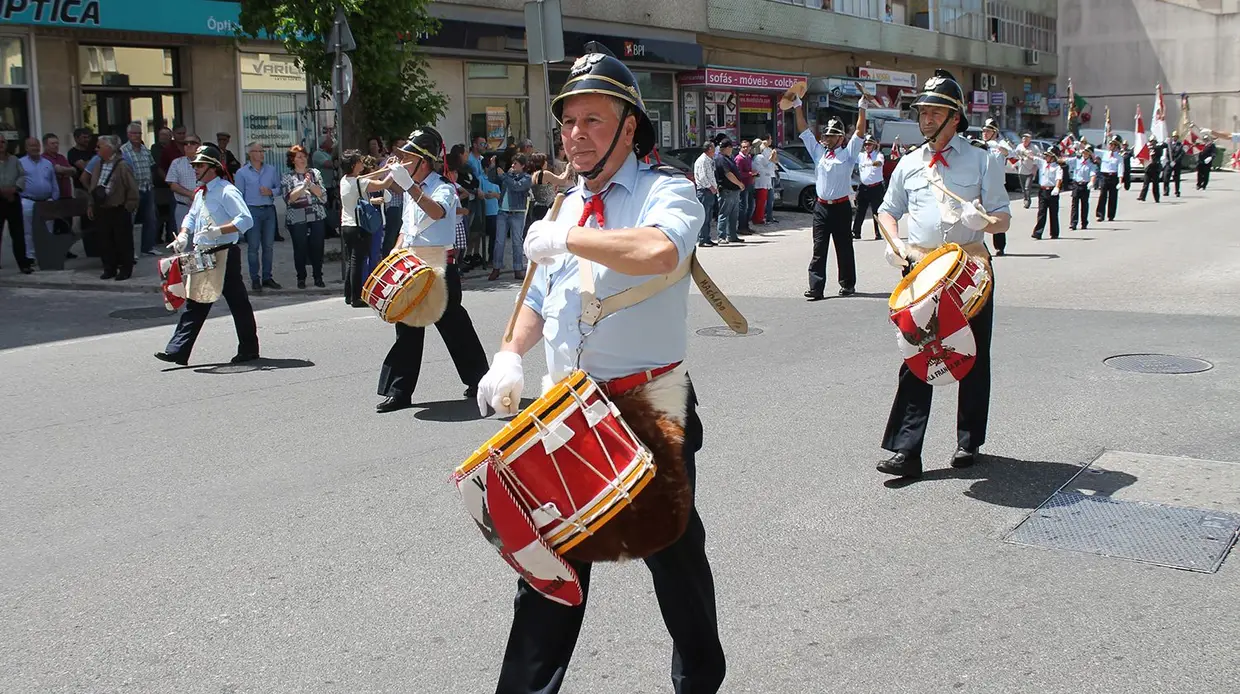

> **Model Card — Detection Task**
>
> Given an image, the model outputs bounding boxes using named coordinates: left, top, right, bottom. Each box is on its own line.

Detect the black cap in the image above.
left=398, top=126, right=445, bottom=163
left=821, top=118, right=846, bottom=137
left=983, top=118, right=1000, bottom=132
left=190, top=143, right=225, bottom=169
left=911, top=69, right=969, bottom=132
left=551, top=42, right=656, bottom=157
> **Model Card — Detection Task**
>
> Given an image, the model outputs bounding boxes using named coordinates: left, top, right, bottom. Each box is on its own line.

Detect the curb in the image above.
left=0, top=278, right=341, bottom=297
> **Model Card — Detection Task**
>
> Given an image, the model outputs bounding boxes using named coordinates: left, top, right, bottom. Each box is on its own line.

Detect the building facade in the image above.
left=1058, top=0, right=1240, bottom=137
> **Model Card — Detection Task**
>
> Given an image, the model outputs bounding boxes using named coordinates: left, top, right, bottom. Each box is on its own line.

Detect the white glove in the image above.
left=1204, top=157, right=1213, bottom=165
left=959, top=201, right=991, bottom=231
left=792, top=96, right=803, bottom=109
left=390, top=162, right=414, bottom=191
left=203, top=224, right=222, bottom=240
left=169, top=232, right=189, bottom=253
left=524, top=219, right=572, bottom=264
left=1050, top=187, right=1061, bottom=197
left=477, top=351, right=524, bottom=417
left=857, top=96, right=868, bottom=110
left=884, top=243, right=908, bottom=269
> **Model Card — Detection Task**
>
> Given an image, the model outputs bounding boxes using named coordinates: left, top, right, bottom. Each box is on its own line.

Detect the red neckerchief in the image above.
left=577, top=184, right=613, bottom=228
left=929, top=145, right=951, bottom=170
left=825, top=150, right=836, bottom=160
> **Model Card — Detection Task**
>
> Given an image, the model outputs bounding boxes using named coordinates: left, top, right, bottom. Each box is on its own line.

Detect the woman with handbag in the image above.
left=281, top=145, right=328, bottom=288
left=339, top=149, right=386, bottom=307
left=87, top=135, right=139, bottom=280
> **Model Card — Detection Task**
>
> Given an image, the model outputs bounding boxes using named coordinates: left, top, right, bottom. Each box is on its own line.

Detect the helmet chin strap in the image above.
left=581, top=103, right=632, bottom=181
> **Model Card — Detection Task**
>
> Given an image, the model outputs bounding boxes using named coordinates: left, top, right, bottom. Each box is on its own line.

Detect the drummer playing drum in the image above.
left=875, top=69, right=1011, bottom=478
left=474, top=42, right=727, bottom=693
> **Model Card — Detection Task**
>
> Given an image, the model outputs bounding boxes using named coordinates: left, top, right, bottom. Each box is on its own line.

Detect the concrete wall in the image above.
left=186, top=45, right=238, bottom=142
left=427, top=58, right=467, bottom=149
left=1059, top=0, right=1240, bottom=132
left=34, top=36, right=75, bottom=141
left=434, top=0, right=708, bottom=32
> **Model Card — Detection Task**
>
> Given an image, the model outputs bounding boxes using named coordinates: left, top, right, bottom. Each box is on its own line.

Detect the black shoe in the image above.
left=376, top=395, right=412, bottom=413
left=994, top=249, right=1005, bottom=257
left=464, top=385, right=478, bottom=399
left=951, top=447, right=978, bottom=468
left=852, top=234, right=861, bottom=240
left=252, top=280, right=263, bottom=292
left=115, top=268, right=132, bottom=281
left=351, top=301, right=369, bottom=308
left=838, top=287, right=856, bottom=296
left=804, top=290, right=824, bottom=301
left=1031, top=234, right=1042, bottom=240
left=297, top=279, right=306, bottom=289
left=19, top=264, right=33, bottom=275
left=275, top=234, right=285, bottom=242
left=877, top=452, right=922, bottom=478
left=154, top=351, right=189, bottom=366
left=230, top=352, right=260, bottom=364
left=100, top=269, right=116, bottom=280
left=1096, top=217, right=1104, bottom=223
left=65, top=251, right=78, bottom=258
left=263, top=278, right=282, bottom=290
left=699, top=241, right=717, bottom=247
left=1068, top=226, right=1076, bottom=231
left=314, top=277, right=326, bottom=288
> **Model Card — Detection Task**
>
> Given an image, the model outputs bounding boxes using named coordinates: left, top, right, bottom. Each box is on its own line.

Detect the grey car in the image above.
left=773, top=155, right=818, bottom=212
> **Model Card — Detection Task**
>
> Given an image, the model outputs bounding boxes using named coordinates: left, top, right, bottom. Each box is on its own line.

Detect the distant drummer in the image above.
left=474, top=42, right=726, bottom=693
left=874, top=68, right=1011, bottom=478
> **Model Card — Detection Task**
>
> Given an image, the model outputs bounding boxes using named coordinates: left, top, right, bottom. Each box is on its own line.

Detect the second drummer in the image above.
left=474, top=42, right=726, bottom=694
left=875, top=69, right=1011, bottom=478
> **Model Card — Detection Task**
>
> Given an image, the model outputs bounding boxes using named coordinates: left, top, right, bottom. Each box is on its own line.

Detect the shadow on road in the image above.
left=413, top=397, right=537, bottom=422
left=193, top=358, right=316, bottom=374
left=995, top=253, right=1060, bottom=259
left=883, top=454, right=1138, bottom=509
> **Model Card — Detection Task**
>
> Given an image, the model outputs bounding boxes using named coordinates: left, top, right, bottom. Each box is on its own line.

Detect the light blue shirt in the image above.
left=184, top=177, right=252, bottom=248
left=799, top=128, right=863, bottom=201
left=480, top=175, right=500, bottom=216
left=1072, top=157, right=1098, bottom=185
left=19, top=156, right=59, bottom=201
left=879, top=135, right=1011, bottom=248
left=1098, top=150, right=1126, bottom=176
left=523, top=154, right=702, bottom=381
left=399, top=171, right=458, bottom=249
left=234, top=162, right=281, bottom=207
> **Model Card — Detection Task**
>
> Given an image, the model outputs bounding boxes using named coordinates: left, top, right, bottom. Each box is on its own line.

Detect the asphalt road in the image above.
left=2, top=177, right=1239, bottom=693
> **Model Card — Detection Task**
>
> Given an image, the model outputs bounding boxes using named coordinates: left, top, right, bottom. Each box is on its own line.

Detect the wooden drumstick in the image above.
left=876, top=216, right=907, bottom=260
left=924, top=173, right=1000, bottom=225
left=499, top=193, right=567, bottom=409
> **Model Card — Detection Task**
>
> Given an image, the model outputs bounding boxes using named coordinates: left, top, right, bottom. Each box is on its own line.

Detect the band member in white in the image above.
left=155, top=143, right=259, bottom=366
left=978, top=118, right=1010, bottom=256
left=1069, top=144, right=1098, bottom=231
left=853, top=134, right=885, bottom=240
left=876, top=69, right=1011, bottom=478
left=1095, top=135, right=1125, bottom=222
left=1032, top=145, right=1063, bottom=240
left=475, top=43, right=726, bottom=694
left=374, top=127, right=489, bottom=413
left=1014, top=133, right=1040, bottom=209
left=793, top=94, right=868, bottom=299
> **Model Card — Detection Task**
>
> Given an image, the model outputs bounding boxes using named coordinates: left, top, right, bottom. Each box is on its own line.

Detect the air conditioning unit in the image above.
left=1024, top=50, right=1040, bottom=66
left=975, top=72, right=990, bottom=90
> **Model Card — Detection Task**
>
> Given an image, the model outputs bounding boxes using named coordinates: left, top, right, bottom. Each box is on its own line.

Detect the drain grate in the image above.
left=110, top=306, right=175, bottom=320
left=1005, top=491, right=1240, bottom=573
left=696, top=326, right=762, bottom=338
left=1103, top=353, right=1212, bottom=374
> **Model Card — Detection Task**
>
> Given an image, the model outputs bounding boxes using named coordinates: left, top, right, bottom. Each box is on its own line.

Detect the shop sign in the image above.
left=240, top=53, right=307, bottom=93
left=486, top=107, right=508, bottom=151
left=1, top=0, right=249, bottom=37
left=1046, top=98, right=1061, bottom=117
left=857, top=67, right=918, bottom=89
left=738, top=93, right=771, bottom=114
left=970, top=91, right=989, bottom=113
left=990, top=91, right=1007, bottom=107
left=678, top=68, right=807, bottom=92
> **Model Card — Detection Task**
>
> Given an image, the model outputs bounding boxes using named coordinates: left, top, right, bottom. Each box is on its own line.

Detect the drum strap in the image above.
left=577, top=253, right=747, bottom=334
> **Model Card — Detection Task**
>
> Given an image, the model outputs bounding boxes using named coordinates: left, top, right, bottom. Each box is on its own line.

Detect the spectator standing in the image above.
left=85, top=136, right=139, bottom=280
left=751, top=140, right=774, bottom=226
left=734, top=139, right=755, bottom=234
left=151, top=127, right=176, bottom=244
left=339, top=149, right=385, bottom=307
left=217, top=132, right=242, bottom=176
left=762, top=133, right=780, bottom=223
left=165, top=134, right=201, bottom=232
left=311, top=137, right=339, bottom=237
left=283, top=145, right=328, bottom=288
left=235, top=141, right=283, bottom=291
left=492, top=154, right=530, bottom=280
left=714, top=138, right=745, bottom=244
left=19, top=136, right=59, bottom=267
left=478, top=158, right=501, bottom=267
left=41, top=134, right=77, bottom=247
left=381, top=137, right=407, bottom=255
left=0, top=133, right=32, bottom=272
left=693, top=141, right=719, bottom=246
left=120, top=122, right=158, bottom=255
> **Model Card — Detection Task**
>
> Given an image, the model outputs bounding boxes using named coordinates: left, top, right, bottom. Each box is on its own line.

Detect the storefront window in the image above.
left=1, top=37, right=30, bottom=155
left=239, top=52, right=309, bottom=181
left=467, top=63, right=529, bottom=150
left=79, top=45, right=184, bottom=144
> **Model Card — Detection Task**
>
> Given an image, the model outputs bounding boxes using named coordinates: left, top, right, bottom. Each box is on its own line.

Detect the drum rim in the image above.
left=888, top=243, right=966, bottom=311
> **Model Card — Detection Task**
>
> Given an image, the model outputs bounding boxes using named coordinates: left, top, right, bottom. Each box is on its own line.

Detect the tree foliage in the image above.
left=236, top=0, right=446, bottom=145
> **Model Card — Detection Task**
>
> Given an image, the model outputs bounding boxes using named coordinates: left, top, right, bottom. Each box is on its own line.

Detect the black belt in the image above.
left=20, top=195, right=50, bottom=202
left=861, top=182, right=884, bottom=188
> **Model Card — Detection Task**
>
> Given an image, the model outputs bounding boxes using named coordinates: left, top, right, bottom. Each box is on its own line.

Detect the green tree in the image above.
left=236, top=0, right=446, bottom=146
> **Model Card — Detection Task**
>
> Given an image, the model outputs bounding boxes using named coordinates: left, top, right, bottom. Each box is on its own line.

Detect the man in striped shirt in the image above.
left=693, top=142, right=718, bottom=246
left=121, top=122, right=159, bottom=255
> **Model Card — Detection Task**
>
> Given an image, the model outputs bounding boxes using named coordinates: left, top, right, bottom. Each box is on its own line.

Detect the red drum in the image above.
left=362, top=248, right=447, bottom=327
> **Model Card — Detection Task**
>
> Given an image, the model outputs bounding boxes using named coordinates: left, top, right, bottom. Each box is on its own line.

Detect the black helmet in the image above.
left=190, top=143, right=225, bottom=169
left=911, top=69, right=969, bottom=133
left=1046, top=144, right=1062, bottom=158
left=551, top=41, right=656, bottom=161
left=982, top=118, right=1000, bottom=133
left=398, top=126, right=444, bottom=164
left=1109, top=134, right=1123, bottom=146
left=821, top=117, right=846, bottom=137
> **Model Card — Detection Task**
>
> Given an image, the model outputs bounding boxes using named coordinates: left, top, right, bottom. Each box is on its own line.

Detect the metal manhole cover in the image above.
left=1104, top=353, right=1212, bottom=374
left=110, top=306, right=175, bottom=320
left=696, top=326, right=762, bottom=337
left=1005, top=491, right=1240, bottom=573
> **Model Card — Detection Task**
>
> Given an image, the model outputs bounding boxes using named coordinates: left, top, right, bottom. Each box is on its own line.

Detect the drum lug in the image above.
left=530, top=502, right=562, bottom=530
left=540, top=420, right=575, bottom=454
left=582, top=399, right=610, bottom=428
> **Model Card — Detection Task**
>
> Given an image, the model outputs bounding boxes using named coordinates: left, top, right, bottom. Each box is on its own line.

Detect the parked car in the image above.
left=773, top=155, right=817, bottom=212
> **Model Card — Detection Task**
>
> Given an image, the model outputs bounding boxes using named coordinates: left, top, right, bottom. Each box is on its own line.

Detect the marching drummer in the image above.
left=373, top=127, right=489, bottom=413
left=875, top=68, right=1011, bottom=478
left=474, top=42, right=726, bottom=693
left=792, top=88, right=868, bottom=299
left=979, top=118, right=1010, bottom=256
left=154, top=143, right=259, bottom=366
left=853, top=134, right=885, bottom=241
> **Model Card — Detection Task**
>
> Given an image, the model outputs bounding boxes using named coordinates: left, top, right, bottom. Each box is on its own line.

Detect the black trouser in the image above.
left=382, top=207, right=402, bottom=256
left=495, top=389, right=726, bottom=694
left=1033, top=188, right=1060, bottom=238
left=851, top=183, right=883, bottom=238
left=1138, top=167, right=1161, bottom=201
left=96, top=206, right=134, bottom=273
left=1070, top=182, right=1091, bottom=229
left=376, top=263, right=488, bottom=399
left=808, top=200, right=855, bottom=295
left=0, top=196, right=28, bottom=268
left=1163, top=164, right=1180, bottom=196
left=883, top=281, right=994, bottom=457
left=164, top=245, right=259, bottom=359
left=341, top=225, right=370, bottom=305
left=1197, top=164, right=1211, bottom=190
left=1095, top=173, right=1119, bottom=221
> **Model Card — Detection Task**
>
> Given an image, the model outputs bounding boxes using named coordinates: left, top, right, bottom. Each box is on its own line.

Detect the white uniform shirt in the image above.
left=858, top=150, right=885, bottom=186
left=799, top=128, right=863, bottom=201
left=399, top=171, right=458, bottom=248
left=1037, top=159, right=1063, bottom=188
left=183, top=177, right=252, bottom=247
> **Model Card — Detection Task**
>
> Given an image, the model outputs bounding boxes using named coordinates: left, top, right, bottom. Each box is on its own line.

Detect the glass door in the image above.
left=83, top=92, right=181, bottom=145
